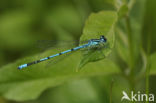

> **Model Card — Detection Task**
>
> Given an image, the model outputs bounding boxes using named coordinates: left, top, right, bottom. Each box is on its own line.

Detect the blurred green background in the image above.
left=0, top=0, right=156, bottom=103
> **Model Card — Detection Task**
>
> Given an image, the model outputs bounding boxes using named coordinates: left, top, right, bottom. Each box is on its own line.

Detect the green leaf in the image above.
left=117, top=4, right=129, bottom=19
left=79, top=11, right=117, bottom=69
left=0, top=11, right=34, bottom=50
left=88, top=0, right=116, bottom=12
left=142, top=0, right=156, bottom=54
left=115, top=28, right=129, bottom=64
left=0, top=48, right=120, bottom=101
left=40, top=79, right=102, bottom=103
left=0, top=97, right=6, bottom=103
left=46, top=4, right=82, bottom=38
left=150, top=53, right=156, bottom=75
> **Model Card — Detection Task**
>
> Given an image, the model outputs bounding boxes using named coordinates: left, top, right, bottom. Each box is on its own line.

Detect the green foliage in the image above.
left=0, top=0, right=156, bottom=103
left=0, top=10, right=119, bottom=101
left=88, top=0, right=116, bottom=11
left=41, top=79, right=103, bottom=103
left=0, top=48, right=119, bottom=101
left=150, top=53, right=156, bottom=75
left=0, top=11, right=34, bottom=49
left=79, top=11, right=117, bottom=69
left=118, top=4, right=128, bottom=19
left=142, top=0, right=156, bottom=54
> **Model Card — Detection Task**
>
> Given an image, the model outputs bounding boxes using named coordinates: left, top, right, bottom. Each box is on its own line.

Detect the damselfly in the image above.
left=18, top=35, right=107, bottom=69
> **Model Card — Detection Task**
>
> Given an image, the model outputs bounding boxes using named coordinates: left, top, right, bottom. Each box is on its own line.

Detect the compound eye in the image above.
left=100, top=35, right=107, bottom=42
left=100, top=35, right=104, bottom=39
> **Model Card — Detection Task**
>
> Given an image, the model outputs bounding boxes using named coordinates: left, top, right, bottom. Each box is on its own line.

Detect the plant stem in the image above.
left=145, top=25, right=151, bottom=103
left=125, top=14, right=136, bottom=101
left=109, top=79, right=114, bottom=103
left=146, top=59, right=150, bottom=103
left=125, top=15, right=134, bottom=71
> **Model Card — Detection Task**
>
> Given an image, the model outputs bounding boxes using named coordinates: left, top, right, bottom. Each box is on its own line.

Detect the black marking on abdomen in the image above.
left=71, top=48, right=74, bottom=51
left=27, top=60, right=42, bottom=66
left=59, top=53, right=62, bottom=55
left=36, top=60, right=41, bottom=63
left=27, top=62, right=36, bottom=66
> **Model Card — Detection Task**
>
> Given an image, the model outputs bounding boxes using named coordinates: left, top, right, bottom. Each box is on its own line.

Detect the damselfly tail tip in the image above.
left=17, top=64, right=27, bottom=70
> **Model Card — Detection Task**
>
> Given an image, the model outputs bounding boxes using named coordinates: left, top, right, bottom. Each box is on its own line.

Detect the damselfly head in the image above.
left=100, top=35, right=107, bottom=42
